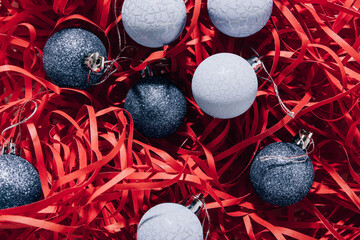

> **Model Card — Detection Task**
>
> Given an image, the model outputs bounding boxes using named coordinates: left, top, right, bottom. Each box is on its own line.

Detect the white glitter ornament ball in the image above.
left=192, top=53, right=258, bottom=119
left=207, top=0, right=273, bottom=38
left=137, top=203, right=203, bottom=240
left=121, top=0, right=187, bottom=48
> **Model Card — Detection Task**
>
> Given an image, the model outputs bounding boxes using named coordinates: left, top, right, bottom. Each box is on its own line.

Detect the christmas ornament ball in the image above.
left=137, top=203, right=203, bottom=240
left=121, top=0, right=187, bottom=48
left=0, top=154, right=42, bottom=209
left=207, top=0, right=273, bottom=37
left=124, top=76, right=187, bottom=138
left=250, top=142, right=314, bottom=206
left=42, top=28, right=107, bottom=89
left=191, top=53, right=258, bottom=119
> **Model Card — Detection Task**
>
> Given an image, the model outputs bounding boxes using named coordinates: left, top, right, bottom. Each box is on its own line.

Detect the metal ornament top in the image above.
left=292, top=129, right=314, bottom=150
left=247, top=56, right=264, bottom=73
left=85, top=52, right=106, bottom=73
left=0, top=138, right=19, bottom=156
left=183, top=193, right=205, bottom=216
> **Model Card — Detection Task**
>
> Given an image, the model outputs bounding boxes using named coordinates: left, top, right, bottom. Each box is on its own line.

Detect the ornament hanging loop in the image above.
left=182, top=193, right=210, bottom=240
left=1, top=100, right=38, bottom=156
left=248, top=47, right=295, bottom=119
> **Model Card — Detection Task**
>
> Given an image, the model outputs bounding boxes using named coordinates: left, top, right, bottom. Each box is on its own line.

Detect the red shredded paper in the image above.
left=1, top=0, right=360, bottom=239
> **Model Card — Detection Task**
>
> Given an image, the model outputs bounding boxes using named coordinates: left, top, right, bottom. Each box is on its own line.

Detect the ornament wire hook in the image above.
left=249, top=47, right=295, bottom=119
left=85, top=53, right=120, bottom=86
left=83, top=0, right=128, bottom=86
left=1, top=100, right=38, bottom=155
left=202, top=197, right=210, bottom=240
left=183, top=193, right=210, bottom=240
left=110, top=0, right=139, bottom=64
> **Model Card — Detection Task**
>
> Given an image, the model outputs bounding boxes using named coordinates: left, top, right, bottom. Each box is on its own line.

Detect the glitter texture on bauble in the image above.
left=124, top=76, right=187, bottom=138
left=250, top=142, right=314, bottom=206
left=191, top=53, right=258, bottom=119
left=0, top=154, right=42, bottom=209
left=137, top=203, right=203, bottom=240
left=42, top=28, right=107, bottom=89
left=207, top=0, right=273, bottom=38
left=121, top=0, right=187, bottom=48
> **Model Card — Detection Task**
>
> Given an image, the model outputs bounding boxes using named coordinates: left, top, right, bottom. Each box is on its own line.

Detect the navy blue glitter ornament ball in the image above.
left=42, top=28, right=107, bottom=89
left=0, top=154, right=42, bottom=209
left=124, top=76, right=187, bottom=138
left=250, top=131, right=314, bottom=206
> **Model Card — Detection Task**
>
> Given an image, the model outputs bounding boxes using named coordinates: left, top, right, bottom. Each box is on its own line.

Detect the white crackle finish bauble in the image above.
left=207, top=0, right=273, bottom=37
left=137, top=203, right=203, bottom=240
left=192, top=53, right=258, bottom=119
left=121, top=0, right=187, bottom=48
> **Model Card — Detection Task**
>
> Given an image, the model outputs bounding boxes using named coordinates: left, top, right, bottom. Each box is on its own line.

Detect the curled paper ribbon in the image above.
left=0, top=0, right=360, bottom=239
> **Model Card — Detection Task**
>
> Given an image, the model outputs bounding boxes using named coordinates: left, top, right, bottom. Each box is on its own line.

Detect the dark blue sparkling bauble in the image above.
left=42, top=28, right=107, bottom=89
left=0, top=154, right=42, bottom=209
left=124, top=76, right=187, bottom=138
left=250, top=142, right=314, bottom=206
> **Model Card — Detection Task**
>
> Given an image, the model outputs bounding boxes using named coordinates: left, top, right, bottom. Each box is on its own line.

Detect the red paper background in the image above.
left=1, top=0, right=360, bottom=239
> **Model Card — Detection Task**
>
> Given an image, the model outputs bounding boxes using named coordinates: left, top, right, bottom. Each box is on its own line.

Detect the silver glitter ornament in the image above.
left=124, top=73, right=187, bottom=138
left=42, top=28, right=107, bottom=89
left=250, top=131, right=314, bottom=206
left=0, top=154, right=42, bottom=209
